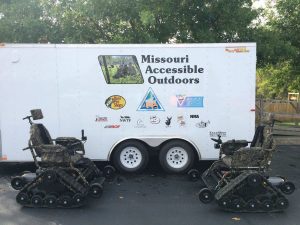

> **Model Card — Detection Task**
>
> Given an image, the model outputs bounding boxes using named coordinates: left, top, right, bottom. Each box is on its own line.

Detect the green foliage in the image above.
left=257, top=61, right=300, bottom=99
left=100, top=64, right=143, bottom=84
left=0, top=0, right=260, bottom=43
left=249, top=0, right=300, bottom=99
left=0, top=0, right=49, bottom=43
left=107, top=73, right=144, bottom=84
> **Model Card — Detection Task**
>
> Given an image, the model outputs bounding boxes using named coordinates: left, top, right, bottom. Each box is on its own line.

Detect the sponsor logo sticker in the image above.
left=177, top=115, right=186, bottom=127
left=196, top=120, right=210, bottom=128
left=137, top=88, right=164, bottom=111
left=165, top=117, right=172, bottom=127
left=104, top=125, right=120, bottom=128
left=120, top=116, right=131, bottom=122
left=105, top=95, right=126, bottom=110
left=225, top=47, right=250, bottom=53
left=177, top=95, right=204, bottom=108
left=190, top=114, right=199, bottom=118
left=150, top=115, right=160, bottom=124
left=95, top=116, right=108, bottom=122
left=209, top=131, right=226, bottom=137
left=135, top=119, right=146, bottom=128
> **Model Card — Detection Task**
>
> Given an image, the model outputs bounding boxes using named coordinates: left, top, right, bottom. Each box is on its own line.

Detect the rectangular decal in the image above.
left=177, top=95, right=204, bottom=108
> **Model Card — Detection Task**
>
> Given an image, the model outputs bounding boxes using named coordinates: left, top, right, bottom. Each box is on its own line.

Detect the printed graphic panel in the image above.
left=98, top=55, right=144, bottom=84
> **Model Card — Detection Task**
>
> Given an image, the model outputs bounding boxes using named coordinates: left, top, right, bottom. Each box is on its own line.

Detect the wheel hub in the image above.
left=166, top=147, right=188, bottom=169
left=120, top=147, right=142, bottom=169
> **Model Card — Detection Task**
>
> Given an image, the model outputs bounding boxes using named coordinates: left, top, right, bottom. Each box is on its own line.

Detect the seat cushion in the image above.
left=230, top=147, right=264, bottom=167
left=39, top=144, right=71, bottom=164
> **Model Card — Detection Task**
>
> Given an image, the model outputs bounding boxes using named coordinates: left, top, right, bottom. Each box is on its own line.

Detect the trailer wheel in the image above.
left=112, top=141, right=149, bottom=173
left=159, top=140, right=194, bottom=173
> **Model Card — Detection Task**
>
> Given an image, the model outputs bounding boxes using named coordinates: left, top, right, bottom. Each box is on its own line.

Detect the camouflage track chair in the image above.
left=199, top=114, right=296, bottom=212
left=11, top=109, right=115, bottom=208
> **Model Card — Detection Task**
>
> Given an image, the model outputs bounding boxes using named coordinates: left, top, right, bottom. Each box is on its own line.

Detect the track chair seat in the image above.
left=220, top=114, right=275, bottom=169
left=27, top=110, right=86, bottom=166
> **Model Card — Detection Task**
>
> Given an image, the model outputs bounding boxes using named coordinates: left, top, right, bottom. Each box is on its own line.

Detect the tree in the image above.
left=0, top=0, right=49, bottom=43
left=0, top=0, right=260, bottom=44
left=174, top=0, right=258, bottom=43
left=255, top=0, right=300, bottom=98
left=257, top=61, right=300, bottom=99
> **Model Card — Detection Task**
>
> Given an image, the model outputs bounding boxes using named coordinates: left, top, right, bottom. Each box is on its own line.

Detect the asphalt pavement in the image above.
left=0, top=145, right=299, bottom=225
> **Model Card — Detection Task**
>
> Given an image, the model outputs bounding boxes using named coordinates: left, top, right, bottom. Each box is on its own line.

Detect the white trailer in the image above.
left=0, top=43, right=256, bottom=173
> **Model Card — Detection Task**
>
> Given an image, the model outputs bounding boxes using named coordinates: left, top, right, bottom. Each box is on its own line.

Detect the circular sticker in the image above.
left=105, top=95, right=126, bottom=110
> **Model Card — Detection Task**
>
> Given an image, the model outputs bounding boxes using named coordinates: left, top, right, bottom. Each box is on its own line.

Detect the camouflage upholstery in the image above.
left=225, top=147, right=264, bottom=167
left=250, top=126, right=265, bottom=147
left=55, top=137, right=85, bottom=154
left=219, top=125, right=272, bottom=157
left=29, top=124, right=80, bottom=164
left=30, top=124, right=53, bottom=157
left=38, top=145, right=71, bottom=164
left=220, top=140, right=249, bottom=155
left=222, top=128, right=275, bottom=168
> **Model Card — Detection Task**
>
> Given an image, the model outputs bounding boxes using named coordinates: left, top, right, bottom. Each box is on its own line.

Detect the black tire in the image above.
left=261, top=199, right=273, bottom=211
left=232, top=197, right=245, bottom=211
left=103, top=165, right=116, bottom=180
left=159, top=140, right=195, bottom=173
left=11, top=176, right=25, bottom=190
left=112, top=140, right=149, bottom=173
left=247, top=199, right=259, bottom=211
left=44, top=195, right=57, bottom=208
left=198, top=188, right=214, bottom=204
left=59, top=195, right=72, bottom=207
left=280, top=181, right=295, bottom=195
left=276, top=197, right=289, bottom=210
left=218, top=197, right=231, bottom=208
left=16, top=192, right=29, bottom=205
left=73, top=193, right=85, bottom=205
left=31, top=195, right=43, bottom=207
left=187, top=169, right=200, bottom=182
left=90, top=183, right=103, bottom=198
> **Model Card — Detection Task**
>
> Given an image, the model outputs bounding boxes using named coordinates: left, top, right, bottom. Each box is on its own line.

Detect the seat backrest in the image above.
left=260, top=133, right=276, bottom=167
left=250, top=125, right=265, bottom=147
left=30, top=123, right=53, bottom=147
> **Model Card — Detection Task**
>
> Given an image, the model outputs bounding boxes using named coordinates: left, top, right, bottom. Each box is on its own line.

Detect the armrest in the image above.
left=221, top=140, right=249, bottom=155
left=54, top=138, right=85, bottom=155
left=54, top=137, right=82, bottom=147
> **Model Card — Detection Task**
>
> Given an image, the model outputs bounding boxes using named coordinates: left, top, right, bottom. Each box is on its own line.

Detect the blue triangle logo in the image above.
left=137, top=88, right=165, bottom=111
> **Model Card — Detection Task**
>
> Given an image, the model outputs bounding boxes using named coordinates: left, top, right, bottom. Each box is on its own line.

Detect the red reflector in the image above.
left=250, top=109, right=256, bottom=112
left=0, top=155, right=7, bottom=160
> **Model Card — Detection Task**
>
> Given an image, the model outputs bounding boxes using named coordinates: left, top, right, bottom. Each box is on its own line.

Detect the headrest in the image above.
left=30, top=109, right=43, bottom=120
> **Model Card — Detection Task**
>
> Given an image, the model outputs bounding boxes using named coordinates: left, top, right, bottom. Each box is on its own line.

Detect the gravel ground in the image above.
left=0, top=145, right=299, bottom=225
